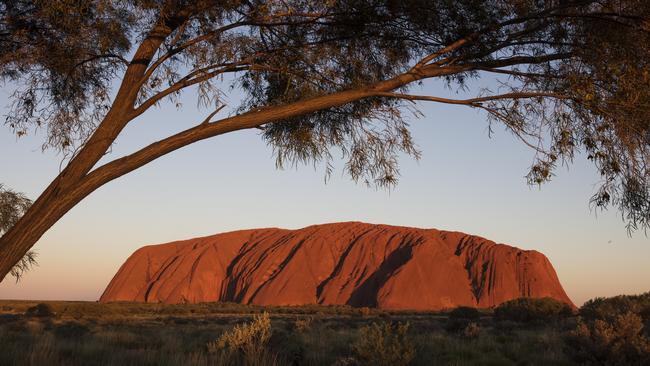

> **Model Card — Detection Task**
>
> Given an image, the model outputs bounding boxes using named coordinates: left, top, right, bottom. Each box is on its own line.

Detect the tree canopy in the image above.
left=0, top=0, right=648, bottom=281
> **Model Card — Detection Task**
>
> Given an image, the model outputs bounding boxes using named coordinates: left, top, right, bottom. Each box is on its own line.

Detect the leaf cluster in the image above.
left=0, top=183, right=37, bottom=281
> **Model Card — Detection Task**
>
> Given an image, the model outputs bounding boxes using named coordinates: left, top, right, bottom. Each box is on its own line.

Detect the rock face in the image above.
left=100, top=222, right=574, bottom=310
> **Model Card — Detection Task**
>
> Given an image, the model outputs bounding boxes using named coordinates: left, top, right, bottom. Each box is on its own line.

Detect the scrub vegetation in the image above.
left=0, top=293, right=648, bottom=365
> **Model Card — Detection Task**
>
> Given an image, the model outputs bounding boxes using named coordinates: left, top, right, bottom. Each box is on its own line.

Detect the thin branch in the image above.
left=413, top=2, right=583, bottom=69
left=472, top=52, right=574, bottom=69
left=75, top=53, right=129, bottom=68
left=200, top=104, right=226, bottom=125
left=131, top=64, right=251, bottom=118
left=139, top=13, right=342, bottom=90
left=475, top=67, right=560, bottom=79
left=476, top=104, right=550, bottom=155
left=375, top=91, right=570, bottom=106
left=139, top=21, right=250, bottom=89
left=167, top=19, right=189, bottom=47
left=412, top=36, right=474, bottom=70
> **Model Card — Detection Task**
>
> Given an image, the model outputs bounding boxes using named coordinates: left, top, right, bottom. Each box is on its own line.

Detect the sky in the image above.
left=0, top=76, right=648, bottom=307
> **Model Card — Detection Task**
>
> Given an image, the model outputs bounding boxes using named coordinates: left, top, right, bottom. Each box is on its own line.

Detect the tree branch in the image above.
left=130, top=63, right=251, bottom=119
left=74, top=66, right=459, bottom=199
left=200, top=105, right=226, bottom=125
left=139, top=20, right=250, bottom=89
left=375, top=91, right=570, bottom=106
left=472, top=53, right=574, bottom=69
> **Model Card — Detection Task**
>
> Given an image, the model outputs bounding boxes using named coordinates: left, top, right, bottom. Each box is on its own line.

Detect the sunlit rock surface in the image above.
left=100, top=222, right=574, bottom=310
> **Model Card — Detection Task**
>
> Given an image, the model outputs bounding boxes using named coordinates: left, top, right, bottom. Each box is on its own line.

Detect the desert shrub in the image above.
left=351, top=321, right=415, bottom=366
left=58, top=302, right=115, bottom=319
left=494, top=297, right=573, bottom=323
left=358, top=307, right=372, bottom=317
left=580, top=292, right=650, bottom=322
left=293, top=317, right=313, bottom=333
left=565, top=312, right=650, bottom=365
left=641, top=307, right=650, bottom=322
left=0, top=314, right=20, bottom=325
left=449, top=306, right=481, bottom=321
left=25, top=303, right=54, bottom=318
left=377, top=311, right=391, bottom=320
left=331, top=357, right=359, bottom=366
left=207, top=312, right=276, bottom=366
left=53, top=321, right=90, bottom=338
left=287, top=325, right=356, bottom=366
left=446, top=306, right=482, bottom=333
left=462, top=322, right=481, bottom=339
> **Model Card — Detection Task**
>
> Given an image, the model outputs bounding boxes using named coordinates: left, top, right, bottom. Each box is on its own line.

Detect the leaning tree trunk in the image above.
left=0, top=112, right=128, bottom=281
left=0, top=192, right=69, bottom=281
left=0, top=11, right=185, bottom=282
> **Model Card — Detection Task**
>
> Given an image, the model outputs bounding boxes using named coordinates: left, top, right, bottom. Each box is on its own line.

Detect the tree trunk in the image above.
left=0, top=197, right=65, bottom=281
left=0, top=9, right=187, bottom=282
left=0, top=118, right=126, bottom=282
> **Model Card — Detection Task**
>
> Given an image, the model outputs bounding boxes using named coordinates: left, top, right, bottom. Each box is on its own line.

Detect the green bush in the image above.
left=565, top=312, right=650, bottom=365
left=462, top=322, right=480, bottom=339
left=448, top=306, right=481, bottom=321
left=494, top=297, right=573, bottom=323
left=445, top=306, right=481, bottom=333
left=580, top=292, right=650, bottom=322
left=52, top=321, right=89, bottom=338
left=293, top=316, right=313, bottom=333
left=565, top=293, right=650, bottom=365
left=25, top=303, right=55, bottom=318
left=351, top=321, right=415, bottom=366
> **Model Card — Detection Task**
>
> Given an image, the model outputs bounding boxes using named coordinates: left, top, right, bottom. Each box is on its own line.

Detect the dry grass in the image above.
left=0, top=299, right=610, bottom=365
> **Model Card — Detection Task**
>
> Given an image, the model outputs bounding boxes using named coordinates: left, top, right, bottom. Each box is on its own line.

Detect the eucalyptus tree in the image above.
left=0, top=0, right=648, bottom=281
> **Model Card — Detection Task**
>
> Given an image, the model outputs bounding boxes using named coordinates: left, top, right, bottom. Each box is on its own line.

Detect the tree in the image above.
left=0, top=0, right=648, bottom=282
left=0, top=184, right=37, bottom=281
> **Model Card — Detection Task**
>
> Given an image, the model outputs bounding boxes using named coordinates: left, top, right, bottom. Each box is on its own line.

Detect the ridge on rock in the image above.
left=100, top=222, right=574, bottom=310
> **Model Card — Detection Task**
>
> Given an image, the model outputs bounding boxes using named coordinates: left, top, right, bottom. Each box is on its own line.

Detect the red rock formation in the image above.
left=100, top=222, right=574, bottom=310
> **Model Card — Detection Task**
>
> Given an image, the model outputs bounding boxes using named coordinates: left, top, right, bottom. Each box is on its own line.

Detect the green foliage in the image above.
left=0, top=183, right=37, bottom=281
left=293, top=316, right=313, bottom=333
left=351, top=321, right=415, bottom=366
left=565, top=292, right=650, bottom=365
left=25, top=303, right=54, bottom=318
left=8, top=250, right=37, bottom=282
left=494, top=298, right=574, bottom=324
left=52, top=321, right=90, bottom=339
left=0, top=183, right=31, bottom=234
left=580, top=292, right=650, bottom=322
left=462, top=322, right=481, bottom=339
left=449, top=306, right=481, bottom=321
left=446, top=306, right=482, bottom=333
left=566, top=313, right=650, bottom=365
left=0, top=0, right=133, bottom=149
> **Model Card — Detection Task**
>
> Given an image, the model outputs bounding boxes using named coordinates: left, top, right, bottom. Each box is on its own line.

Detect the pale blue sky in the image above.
left=0, top=77, right=648, bottom=306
